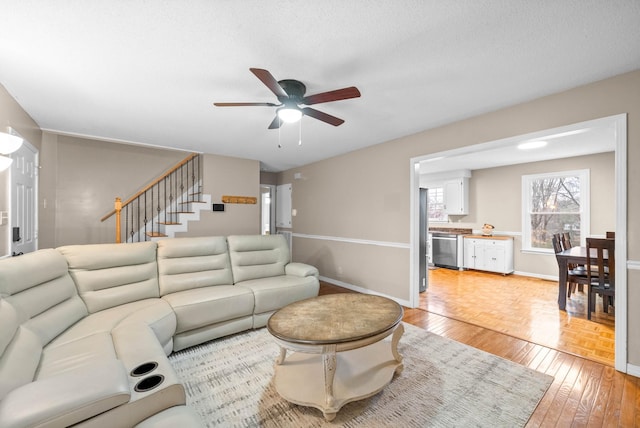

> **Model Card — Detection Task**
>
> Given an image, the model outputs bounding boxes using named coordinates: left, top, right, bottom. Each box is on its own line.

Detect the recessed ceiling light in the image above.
left=517, top=141, right=548, bottom=150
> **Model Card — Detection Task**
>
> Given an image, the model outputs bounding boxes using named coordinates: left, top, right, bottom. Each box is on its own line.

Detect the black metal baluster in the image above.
left=135, top=197, right=140, bottom=242
left=180, top=164, right=185, bottom=209
left=156, top=183, right=160, bottom=237
left=187, top=160, right=193, bottom=202
left=143, top=192, right=148, bottom=241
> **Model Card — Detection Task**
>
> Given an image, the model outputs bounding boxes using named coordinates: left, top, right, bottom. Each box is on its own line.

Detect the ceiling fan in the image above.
left=214, top=68, right=361, bottom=129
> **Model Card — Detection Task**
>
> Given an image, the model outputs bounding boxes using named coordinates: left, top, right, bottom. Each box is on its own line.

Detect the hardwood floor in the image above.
left=319, top=280, right=639, bottom=427
left=423, top=268, right=615, bottom=366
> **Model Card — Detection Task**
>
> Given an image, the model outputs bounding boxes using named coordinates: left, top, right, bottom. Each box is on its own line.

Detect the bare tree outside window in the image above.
left=522, top=170, right=589, bottom=252
left=428, top=187, right=446, bottom=222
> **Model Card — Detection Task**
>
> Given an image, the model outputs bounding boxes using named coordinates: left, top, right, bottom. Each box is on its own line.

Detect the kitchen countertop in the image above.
left=463, top=234, right=513, bottom=240
left=428, top=227, right=473, bottom=235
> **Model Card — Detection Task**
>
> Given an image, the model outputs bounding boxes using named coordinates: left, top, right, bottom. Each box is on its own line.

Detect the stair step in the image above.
left=167, top=211, right=195, bottom=214
left=146, top=232, right=167, bottom=238
left=179, top=201, right=207, bottom=205
left=157, top=222, right=181, bottom=225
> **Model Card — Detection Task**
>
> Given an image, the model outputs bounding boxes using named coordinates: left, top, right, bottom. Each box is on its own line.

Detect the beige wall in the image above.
left=0, top=168, right=10, bottom=257
left=40, top=133, right=188, bottom=247
left=0, top=84, right=42, bottom=257
left=281, top=70, right=639, bottom=364
left=175, top=154, right=260, bottom=237
left=0, top=84, right=42, bottom=151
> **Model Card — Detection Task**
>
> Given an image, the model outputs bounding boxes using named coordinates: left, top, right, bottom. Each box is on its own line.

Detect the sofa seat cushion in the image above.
left=52, top=299, right=176, bottom=355
left=161, top=285, right=254, bottom=334
left=236, top=275, right=319, bottom=314
left=37, top=332, right=116, bottom=379
left=0, top=359, right=130, bottom=428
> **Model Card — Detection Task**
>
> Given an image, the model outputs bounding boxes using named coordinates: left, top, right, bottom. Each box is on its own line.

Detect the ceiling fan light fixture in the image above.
left=277, top=107, right=302, bottom=124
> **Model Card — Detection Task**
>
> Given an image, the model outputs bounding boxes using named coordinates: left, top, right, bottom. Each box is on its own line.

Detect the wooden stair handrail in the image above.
left=101, top=153, right=199, bottom=222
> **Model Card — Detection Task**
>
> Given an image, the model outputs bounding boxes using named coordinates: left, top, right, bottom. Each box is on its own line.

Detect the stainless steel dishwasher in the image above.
left=431, top=232, right=461, bottom=269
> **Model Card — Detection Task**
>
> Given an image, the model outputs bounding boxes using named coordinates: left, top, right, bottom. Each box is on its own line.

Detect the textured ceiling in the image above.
left=1, top=1, right=639, bottom=172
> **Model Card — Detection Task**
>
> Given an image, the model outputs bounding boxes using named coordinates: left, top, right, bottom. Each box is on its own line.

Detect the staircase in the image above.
left=101, top=153, right=209, bottom=242
left=148, top=194, right=212, bottom=240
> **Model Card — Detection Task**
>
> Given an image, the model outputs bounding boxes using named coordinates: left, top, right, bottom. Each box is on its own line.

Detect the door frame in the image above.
left=409, top=113, right=627, bottom=372
left=11, top=139, right=39, bottom=255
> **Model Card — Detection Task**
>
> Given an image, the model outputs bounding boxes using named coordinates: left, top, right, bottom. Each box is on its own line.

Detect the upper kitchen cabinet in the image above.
left=420, top=169, right=472, bottom=219
left=444, top=177, right=469, bottom=215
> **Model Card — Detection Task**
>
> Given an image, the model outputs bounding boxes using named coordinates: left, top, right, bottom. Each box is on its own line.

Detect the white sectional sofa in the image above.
left=0, top=234, right=319, bottom=427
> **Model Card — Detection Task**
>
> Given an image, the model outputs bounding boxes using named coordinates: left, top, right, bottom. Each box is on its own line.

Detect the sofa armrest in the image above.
left=0, top=359, right=130, bottom=428
left=285, top=262, right=319, bottom=278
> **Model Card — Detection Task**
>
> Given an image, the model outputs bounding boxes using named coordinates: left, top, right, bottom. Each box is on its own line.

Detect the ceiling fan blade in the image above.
left=301, top=107, right=345, bottom=126
left=213, top=102, right=279, bottom=107
left=268, top=116, right=282, bottom=129
left=302, top=86, right=361, bottom=105
left=250, top=68, right=288, bottom=98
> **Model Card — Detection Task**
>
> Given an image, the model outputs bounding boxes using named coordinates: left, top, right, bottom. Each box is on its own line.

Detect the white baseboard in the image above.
left=513, top=270, right=558, bottom=281
left=319, top=276, right=412, bottom=308
left=626, top=363, right=640, bottom=378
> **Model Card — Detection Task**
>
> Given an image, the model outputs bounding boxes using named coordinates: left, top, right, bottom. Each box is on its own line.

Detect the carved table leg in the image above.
left=391, top=323, right=404, bottom=374
left=275, top=346, right=287, bottom=365
left=322, top=344, right=337, bottom=421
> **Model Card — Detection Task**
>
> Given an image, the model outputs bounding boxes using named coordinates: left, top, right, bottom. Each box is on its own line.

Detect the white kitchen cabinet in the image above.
left=444, top=178, right=469, bottom=215
left=463, top=235, right=513, bottom=274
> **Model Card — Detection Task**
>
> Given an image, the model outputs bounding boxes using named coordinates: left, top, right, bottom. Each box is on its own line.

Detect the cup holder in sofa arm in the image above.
left=130, top=361, right=158, bottom=377
left=134, top=374, right=165, bottom=393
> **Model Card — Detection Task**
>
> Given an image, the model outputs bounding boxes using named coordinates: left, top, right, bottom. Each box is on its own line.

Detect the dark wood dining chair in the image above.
left=586, top=237, right=615, bottom=321
left=606, top=231, right=615, bottom=239
left=560, top=232, right=586, bottom=294
left=552, top=234, right=588, bottom=298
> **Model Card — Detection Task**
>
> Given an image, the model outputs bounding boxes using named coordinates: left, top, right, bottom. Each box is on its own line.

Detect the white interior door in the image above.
left=11, top=141, right=38, bottom=255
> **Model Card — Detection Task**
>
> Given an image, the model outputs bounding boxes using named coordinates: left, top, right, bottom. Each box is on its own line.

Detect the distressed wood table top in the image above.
left=267, top=294, right=403, bottom=345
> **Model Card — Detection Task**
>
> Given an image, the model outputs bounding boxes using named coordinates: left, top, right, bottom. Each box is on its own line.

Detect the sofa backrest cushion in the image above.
left=57, top=242, right=159, bottom=313
left=0, top=299, right=42, bottom=400
left=0, top=249, right=88, bottom=399
left=227, top=235, right=290, bottom=283
left=157, top=236, right=234, bottom=295
left=0, top=249, right=88, bottom=346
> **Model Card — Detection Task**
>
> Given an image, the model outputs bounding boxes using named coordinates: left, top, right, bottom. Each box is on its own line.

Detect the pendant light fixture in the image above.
left=0, top=155, right=12, bottom=172
left=0, top=128, right=23, bottom=155
left=0, top=128, right=22, bottom=171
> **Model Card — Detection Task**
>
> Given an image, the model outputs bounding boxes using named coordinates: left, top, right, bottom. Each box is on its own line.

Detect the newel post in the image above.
left=114, top=197, right=122, bottom=243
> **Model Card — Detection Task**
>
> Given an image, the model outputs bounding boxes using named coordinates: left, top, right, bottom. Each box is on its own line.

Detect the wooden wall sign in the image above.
left=221, top=195, right=257, bottom=204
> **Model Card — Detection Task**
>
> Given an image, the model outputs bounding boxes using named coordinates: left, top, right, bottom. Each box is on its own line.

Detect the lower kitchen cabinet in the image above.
left=463, top=235, right=514, bottom=274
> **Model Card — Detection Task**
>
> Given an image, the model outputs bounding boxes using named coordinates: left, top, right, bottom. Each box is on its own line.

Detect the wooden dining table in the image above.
left=556, top=245, right=609, bottom=310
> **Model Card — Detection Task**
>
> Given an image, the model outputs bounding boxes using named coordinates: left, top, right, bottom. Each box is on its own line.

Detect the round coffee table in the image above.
left=267, top=293, right=404, bottom=421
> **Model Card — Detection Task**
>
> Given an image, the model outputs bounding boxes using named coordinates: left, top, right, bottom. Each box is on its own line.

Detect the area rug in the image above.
left=168, top=323, right=553, bottom=427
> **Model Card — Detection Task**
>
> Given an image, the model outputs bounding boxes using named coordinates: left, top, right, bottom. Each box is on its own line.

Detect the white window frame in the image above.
left=521, top=169, right=590, bottom=253
left=427, top=187, right=447, bottom=222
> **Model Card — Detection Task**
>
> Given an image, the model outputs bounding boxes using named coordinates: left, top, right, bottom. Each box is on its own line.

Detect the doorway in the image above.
left=409, top=114, right=627, bottom=372
left=260, top=184, right=275, bottom=235
left=11, top=140, right=38, bottom=255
